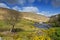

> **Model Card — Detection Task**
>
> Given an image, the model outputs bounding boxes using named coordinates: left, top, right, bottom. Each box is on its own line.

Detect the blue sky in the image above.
left=0, top=0, right=60, bottom=16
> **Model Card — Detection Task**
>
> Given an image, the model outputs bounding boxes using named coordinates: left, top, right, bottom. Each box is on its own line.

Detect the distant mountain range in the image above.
left=0, top=8, right=49, bottom=22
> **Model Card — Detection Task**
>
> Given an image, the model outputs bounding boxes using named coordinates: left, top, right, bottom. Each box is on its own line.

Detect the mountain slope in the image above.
left=0, top=8, right=49, bottom=22
left=21, top=12, right=49, bottom=22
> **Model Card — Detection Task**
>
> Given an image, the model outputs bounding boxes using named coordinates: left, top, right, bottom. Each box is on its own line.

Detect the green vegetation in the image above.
left=0, top=19, right=60, bottom=40
left=0, top=15, right=60, bottom=40
left=0, top=18, right=60, bottom=40
left=0, top=19, right=37, bottom=40
left=0, top=8, right=60, bottom=40
left=0, top=19, right=53, bottom=40
left=0, top=19, right=35, bottom=31
left=47, top=14, right=60, bottom=40
left=49, top=27, right=60, bottom=40
left=49, top=14, right=60, bottom=27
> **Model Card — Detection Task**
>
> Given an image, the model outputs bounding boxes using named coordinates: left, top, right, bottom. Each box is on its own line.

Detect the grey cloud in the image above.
left=0, top=0, right=35, bottom=5
left=28, top=0, right=35, bottom=3
left=5, top=0, right=18, bottom=5
left=0, top=0, right=25, bottom=5
left=1, top=0, right=60, bottom=8
left=0, top=0, right=41, bottom=6
left=51, top=0, right=60, bottom=7
left=0, top=0, right=36, bottom=5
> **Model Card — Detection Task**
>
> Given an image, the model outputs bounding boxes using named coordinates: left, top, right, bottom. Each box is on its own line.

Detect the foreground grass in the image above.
left=0, top=19, right=39, bottom=40
left=49, top=27, right=60, bottom=40
left=0, top=19, right=60, bottom=40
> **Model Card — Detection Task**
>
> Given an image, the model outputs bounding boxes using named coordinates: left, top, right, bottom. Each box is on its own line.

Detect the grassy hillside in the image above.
left=0, top=8, right=49, bottom=22
left=0, top=19, right=38, bottom=31
left=0, top=17, right=55, bottom=40
left=21, top=12, right=49, bottom=22
left=0, top=8, right=58, bottom=40
left=0, top=18, right=41, bottom=40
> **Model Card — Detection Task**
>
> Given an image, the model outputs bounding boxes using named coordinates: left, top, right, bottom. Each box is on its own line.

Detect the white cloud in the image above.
left=12, top=6, right=59, bottom=17
left=12, top=6, right=39, bottom=13
left=37, top=11, right=51, bottom=16
left=22, top=7, right=39, bottom=13
left=12, top=6, right=22, bottom=11
left=0, top=3, right=10, bottom=8
left=37, top=11, right=60, bottom=17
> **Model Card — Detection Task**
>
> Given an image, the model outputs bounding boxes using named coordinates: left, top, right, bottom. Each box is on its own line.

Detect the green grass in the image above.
left=14, top=19, right=37, bottom=31
left=1, top=19, right=60, bottom=40
left=0, top=19, right=36, bottom=30
left=48, top=27, right=60, bottom=40
left=0, top=19, right=39, bottom=40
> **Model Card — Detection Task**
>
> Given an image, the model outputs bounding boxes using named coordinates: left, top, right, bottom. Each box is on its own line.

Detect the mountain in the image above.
left=0, top=8, right=49, bottom=22
left=21, top=12, right=49, bottom=22
left=49, top=14, right=60, bottom=22
left=49, top=14, right=60, bottom=27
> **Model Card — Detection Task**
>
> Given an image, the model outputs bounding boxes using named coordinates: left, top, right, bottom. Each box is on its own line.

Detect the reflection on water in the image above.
left=34, top=22, right=51, bottom=29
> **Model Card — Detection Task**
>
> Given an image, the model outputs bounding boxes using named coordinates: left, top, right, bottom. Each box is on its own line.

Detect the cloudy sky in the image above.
left=0, top=0, right=60, bottom=16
